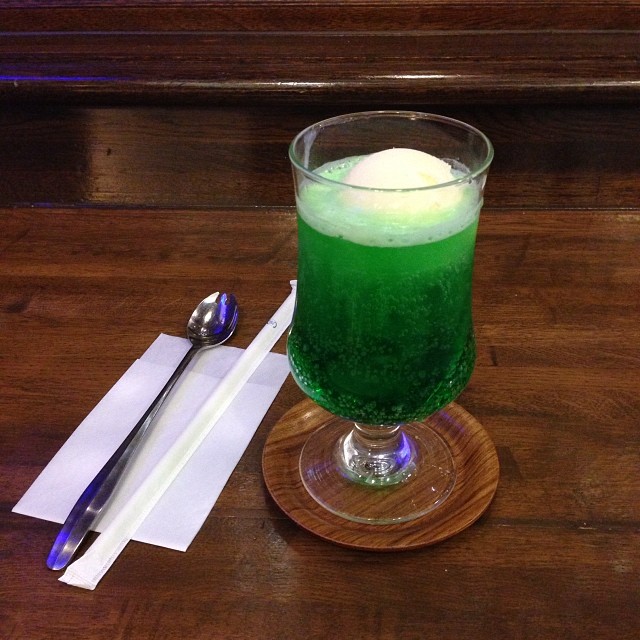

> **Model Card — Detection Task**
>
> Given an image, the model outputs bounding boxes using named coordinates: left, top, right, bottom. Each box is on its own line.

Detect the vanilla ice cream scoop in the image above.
left=340, top=147, right=464, bottom=222
left=344, top=148, right=456, bottom=189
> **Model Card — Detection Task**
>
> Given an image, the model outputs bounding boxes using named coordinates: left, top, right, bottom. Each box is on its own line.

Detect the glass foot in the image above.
left=299, top=415, right=456, bottom=524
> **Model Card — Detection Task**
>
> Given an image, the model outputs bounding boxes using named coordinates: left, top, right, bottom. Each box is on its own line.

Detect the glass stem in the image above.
left=337, top=423, right=417, bottom=486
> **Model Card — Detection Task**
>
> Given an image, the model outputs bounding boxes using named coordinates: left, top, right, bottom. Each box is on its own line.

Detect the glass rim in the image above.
left=288, top=110, right=494, bottom=193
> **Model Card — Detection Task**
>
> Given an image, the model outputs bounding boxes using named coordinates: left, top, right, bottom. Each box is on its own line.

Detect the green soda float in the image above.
left=288, top=149, right=482, bottom=425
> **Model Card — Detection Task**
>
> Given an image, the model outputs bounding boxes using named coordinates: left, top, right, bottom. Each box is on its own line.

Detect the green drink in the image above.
left=288, top=112, right=493, bottom=524
left=288, top=155, right=481, bottom=424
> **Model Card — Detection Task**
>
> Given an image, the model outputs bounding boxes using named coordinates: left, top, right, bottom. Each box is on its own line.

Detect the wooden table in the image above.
left=1, top=3, right=640, bottom=626
left=2, top=198, right=638, bottom=637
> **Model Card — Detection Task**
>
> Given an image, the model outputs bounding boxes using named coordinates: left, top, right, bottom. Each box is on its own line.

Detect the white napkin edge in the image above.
left=12, top=355, right=285, bottom=544
left=60, top=281, right=297, bottom=590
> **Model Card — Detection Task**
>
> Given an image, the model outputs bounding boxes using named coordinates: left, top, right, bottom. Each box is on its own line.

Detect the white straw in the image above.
left=60, top=282, right=297, bottom=590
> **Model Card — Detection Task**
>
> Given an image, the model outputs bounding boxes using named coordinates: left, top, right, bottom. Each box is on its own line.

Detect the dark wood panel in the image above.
left=1, top=207, right=638, bottom=638
left=2, top=104, right=640, bottom=209
left=1, top=31, right=638, bottom=105
left=2, top=0, right=640, bottom=31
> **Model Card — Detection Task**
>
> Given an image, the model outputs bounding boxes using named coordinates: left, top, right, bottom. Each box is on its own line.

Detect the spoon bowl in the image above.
left=188, top=292, right=238, bottom=346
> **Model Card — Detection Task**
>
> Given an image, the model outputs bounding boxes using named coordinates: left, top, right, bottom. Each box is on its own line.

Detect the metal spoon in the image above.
left=46, top=292, right=239, bottom=571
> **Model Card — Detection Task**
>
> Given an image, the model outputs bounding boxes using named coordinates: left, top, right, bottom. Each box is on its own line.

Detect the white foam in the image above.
left=297, top=153, right=481, bottom=247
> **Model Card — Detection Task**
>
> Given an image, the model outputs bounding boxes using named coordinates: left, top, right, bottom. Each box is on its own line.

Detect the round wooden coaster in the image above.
left=262, top=399, right=499, bottom=551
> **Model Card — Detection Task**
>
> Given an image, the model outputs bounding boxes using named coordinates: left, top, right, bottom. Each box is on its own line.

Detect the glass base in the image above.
left=299, top=414, right=456, bottom=525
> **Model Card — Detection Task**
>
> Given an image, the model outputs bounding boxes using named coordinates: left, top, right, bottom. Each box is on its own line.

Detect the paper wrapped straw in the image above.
left=60, top=282, right=297, bottom=590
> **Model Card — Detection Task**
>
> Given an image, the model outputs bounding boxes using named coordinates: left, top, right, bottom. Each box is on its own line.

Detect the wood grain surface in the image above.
left=3, top=103, right=640, bottom=210
left=1, top=30, right=638, bottom=105
left=1, top=205, right=638, bottom=639
left=2, top=0, right=640, bottom=31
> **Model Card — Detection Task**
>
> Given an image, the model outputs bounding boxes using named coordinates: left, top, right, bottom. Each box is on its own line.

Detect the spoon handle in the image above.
left=46, top=345, right=200, bottom=570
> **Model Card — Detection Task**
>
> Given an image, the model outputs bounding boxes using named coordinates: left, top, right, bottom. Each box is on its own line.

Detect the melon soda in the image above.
left=288, top=113, right=493, bottom=426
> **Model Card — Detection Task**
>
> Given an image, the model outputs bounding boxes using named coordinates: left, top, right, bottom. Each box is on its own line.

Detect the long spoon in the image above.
left=47, top=292, right=239, bottom=570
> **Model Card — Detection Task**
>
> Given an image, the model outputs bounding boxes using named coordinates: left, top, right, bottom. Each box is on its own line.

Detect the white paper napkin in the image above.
left=14, top=287, right=294, bottom=564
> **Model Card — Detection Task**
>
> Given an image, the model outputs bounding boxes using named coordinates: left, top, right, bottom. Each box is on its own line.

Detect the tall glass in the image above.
left=288, top=111, right=493, bottom=524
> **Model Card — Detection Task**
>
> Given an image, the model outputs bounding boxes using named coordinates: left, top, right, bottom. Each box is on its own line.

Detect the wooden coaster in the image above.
left=262, top=399, right=499, bottom=551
